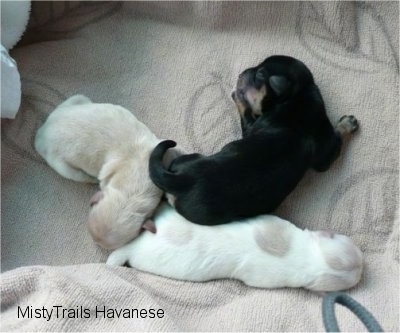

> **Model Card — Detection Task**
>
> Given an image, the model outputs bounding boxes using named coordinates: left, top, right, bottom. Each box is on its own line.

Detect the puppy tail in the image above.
left=149, top=140, right=191, bottom=194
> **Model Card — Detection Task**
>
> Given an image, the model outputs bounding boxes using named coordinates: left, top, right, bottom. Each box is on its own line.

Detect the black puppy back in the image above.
left=153, top=55, right=348, bottom=226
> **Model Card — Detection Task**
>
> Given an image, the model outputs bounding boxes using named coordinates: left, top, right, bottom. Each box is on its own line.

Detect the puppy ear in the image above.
left=269, top=75, right=290, bottom=97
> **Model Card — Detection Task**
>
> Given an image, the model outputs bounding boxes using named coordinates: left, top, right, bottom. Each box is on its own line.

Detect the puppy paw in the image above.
left=336, top=115, right=359, bottom=135
left=106, top=251, right=128, bottom=266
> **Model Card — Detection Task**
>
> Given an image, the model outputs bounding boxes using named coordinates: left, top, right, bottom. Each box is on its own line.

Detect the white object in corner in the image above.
left=0, top=0, right=31, bottom=119
left=1, top=45, right=21, bottom=119
left=1, top=0, right=31, bottom=51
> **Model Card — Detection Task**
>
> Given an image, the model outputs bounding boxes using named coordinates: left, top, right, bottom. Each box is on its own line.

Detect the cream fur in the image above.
left=107, top=203, right=363, bottom=292
left=35, top=95, right=163, bottom=249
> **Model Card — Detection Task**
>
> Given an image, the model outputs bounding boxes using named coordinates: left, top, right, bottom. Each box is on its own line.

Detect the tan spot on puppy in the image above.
left=325, top=247, right=362, bottom=271
left=254, top=222, right=291, bottom=257
left=233, top=96, right=247, bottom=116
left=163, top=222, right=193, bottom=246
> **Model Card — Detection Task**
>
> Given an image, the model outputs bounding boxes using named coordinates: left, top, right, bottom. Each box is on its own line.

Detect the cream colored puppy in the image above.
left=107, top=203, right=363, bottom=292
left=35, top=95, right=168, bottom=249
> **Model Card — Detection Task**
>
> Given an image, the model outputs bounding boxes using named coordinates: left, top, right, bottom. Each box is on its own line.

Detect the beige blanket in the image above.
left=1, top=1, right=398, bottom=331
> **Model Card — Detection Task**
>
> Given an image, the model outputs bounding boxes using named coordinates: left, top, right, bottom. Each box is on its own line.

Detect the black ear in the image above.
left=269, top=75, right=290, bottom=97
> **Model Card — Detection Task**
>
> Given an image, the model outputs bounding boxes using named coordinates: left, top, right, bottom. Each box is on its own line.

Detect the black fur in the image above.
left=149, top=55, right=356, bottom=225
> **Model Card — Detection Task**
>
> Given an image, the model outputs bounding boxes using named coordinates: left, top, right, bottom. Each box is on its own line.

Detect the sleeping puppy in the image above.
left=107, top=203, right=363, bottom=292
left=232, top=55, right=358, bottom=139
left=149, top=55, right=359, bottom=225
left=35, top=94, right=171, bottom=249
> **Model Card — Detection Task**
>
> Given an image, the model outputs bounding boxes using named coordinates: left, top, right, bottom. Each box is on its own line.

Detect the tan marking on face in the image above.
left=245, top=85, right=267, bottom=116
left=232, top=93, right=247, bottom=116
left=254, top=221, right=291, bottom=257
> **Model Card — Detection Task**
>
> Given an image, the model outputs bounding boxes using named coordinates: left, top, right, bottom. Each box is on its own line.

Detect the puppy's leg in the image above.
left=335, top=115, right=359, bottom=137
left=312, top=116, right=359, bottom=172
left=47, top=157, right=98, bottom=183
left=106, top=248, right=130, bottom=266
left=312, top=133, right=342, bottom=172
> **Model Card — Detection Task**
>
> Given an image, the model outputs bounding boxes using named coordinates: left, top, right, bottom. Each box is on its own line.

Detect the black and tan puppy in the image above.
left=149, top=55, right=358, bottom=225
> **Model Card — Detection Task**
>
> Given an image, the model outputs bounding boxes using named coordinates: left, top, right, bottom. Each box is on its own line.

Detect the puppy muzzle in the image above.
left=233, top=68, right=268, bottom=118
left=235, top=69, right=254, bottom=101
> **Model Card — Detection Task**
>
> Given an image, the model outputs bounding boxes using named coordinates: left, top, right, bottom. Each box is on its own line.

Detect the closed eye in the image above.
left=255, top=68, right=265, bottom=81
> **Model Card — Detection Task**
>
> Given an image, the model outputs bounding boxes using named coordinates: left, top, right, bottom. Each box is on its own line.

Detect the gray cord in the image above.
left=322, top=292, right=383, bottom=332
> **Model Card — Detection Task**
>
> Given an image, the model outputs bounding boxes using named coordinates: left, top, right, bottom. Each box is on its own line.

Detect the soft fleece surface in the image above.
left=1, top=1, right=399, bottom=331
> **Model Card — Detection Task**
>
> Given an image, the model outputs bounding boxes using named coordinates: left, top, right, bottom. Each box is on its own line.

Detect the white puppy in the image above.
left=35, top=95, right=168, bottom=249
left=107, top=203, right=363, bottom=292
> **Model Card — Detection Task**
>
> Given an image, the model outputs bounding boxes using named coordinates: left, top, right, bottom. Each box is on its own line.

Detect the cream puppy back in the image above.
left=35, top=95, right=163, bottom=249
left=107, top=203, right=363, bottom=292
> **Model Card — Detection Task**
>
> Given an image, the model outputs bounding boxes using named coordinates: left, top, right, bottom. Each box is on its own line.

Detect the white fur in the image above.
left=107, top=203, right=363, bottom=292
left=35, top=95, right=164, bottom=249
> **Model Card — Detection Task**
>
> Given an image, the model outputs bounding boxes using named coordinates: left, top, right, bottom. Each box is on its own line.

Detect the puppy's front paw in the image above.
left=106, top=251, right=128, bottom=266
left=336, top=115, right=359, bottom=136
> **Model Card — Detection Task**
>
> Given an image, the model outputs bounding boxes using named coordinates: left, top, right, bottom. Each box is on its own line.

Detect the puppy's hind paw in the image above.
left=336, top=115, right=359, bottom=136
left=106, top=251, right=128, bottom=267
